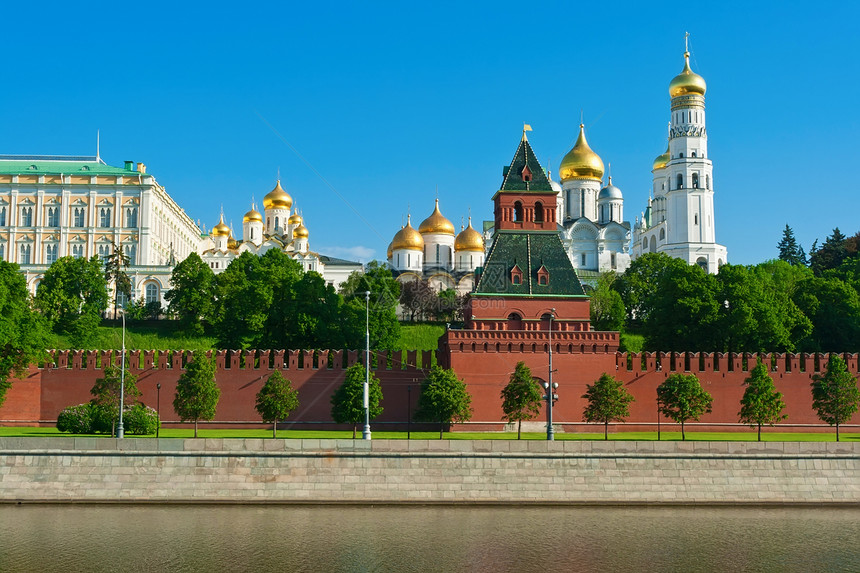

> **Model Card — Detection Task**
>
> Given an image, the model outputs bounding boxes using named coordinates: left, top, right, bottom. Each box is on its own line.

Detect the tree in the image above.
left=173, top=351, right=220, bottom=437
left=0, top=261, right=49, bottom=409
left=582, top=373, right=635, bottom=440
left=656, top=373, right=713, bottom=440
left=165, top=252, right=216, bottom=336
left=777, top=225, right=807, bottom=266
left=811, top=355, right=860, bottom=441
left=35, top=256, right=108, bottom=347
left=738, top=361, right=787, bottom=441
left=400, top=279, right=435, bottom=321
left=589, top=272, right=625, bottom=331
left=255, top=371, right=299, bottom=438
left=500, top=361, right=542, bottom=439
left=89, top=365, right=140, bottom=436
left=809, top=227, right=847, bottom=276
left=104, top=242, right=131, bottom=319
left=330, top=363, right=384, bottom=438
left=414, top=365, right=472, bottom=439
left=340, top=261, right=401, bottom=350
left=794, top=276, right=860, bottom=352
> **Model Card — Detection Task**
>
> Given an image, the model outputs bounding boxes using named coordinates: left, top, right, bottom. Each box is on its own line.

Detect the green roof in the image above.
left=0, top=156, right=141, bottom=176
left=474, top=230, right=586, bottom=297
left=498, top=137, right=553, bottom=193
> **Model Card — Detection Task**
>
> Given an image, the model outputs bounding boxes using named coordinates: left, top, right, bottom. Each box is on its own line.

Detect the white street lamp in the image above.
left=117, top=308, right=126, bottom=439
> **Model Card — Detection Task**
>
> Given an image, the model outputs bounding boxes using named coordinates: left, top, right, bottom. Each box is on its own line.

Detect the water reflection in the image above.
left=0, top=505, right=857, bottom=572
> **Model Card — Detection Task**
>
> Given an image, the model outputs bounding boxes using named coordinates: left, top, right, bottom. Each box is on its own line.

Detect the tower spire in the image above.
left=96, top=130, right=100, bottom=162
left=684, top=31, right=690, bottom=53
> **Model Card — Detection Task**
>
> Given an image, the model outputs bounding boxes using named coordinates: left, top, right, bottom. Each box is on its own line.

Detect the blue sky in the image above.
left=2, top=1, right=858, bottom=265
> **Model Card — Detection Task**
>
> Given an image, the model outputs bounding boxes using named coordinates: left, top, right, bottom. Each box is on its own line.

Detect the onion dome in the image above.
left=386, top=242, right=393, bottom=260
left=263, top=180, right=293, bottom=210
left=242, top=206, right=263, bottom=223
left=598, top=177, right=623, bottom=201
left=559, top=124, right=604, bottom=181
left=653, top=144, right=670, bottom=170
left=227, top=235, right=238, bottom=249
left=391, top=215, right=424, bottom=251
left=454, top=218, right=484, bottom=252
left=293, top=224, right=309, bottom=239
left=211, top=214, right=230, bottom=237
left=669, top=52, right=707, bottom=98
left=288, top=212, right=303, bottom=226
left=418, top=199, right=455, bottom=235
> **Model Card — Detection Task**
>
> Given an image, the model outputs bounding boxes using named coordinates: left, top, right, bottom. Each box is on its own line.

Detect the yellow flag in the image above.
left=523, top=124, right=533, bottom=131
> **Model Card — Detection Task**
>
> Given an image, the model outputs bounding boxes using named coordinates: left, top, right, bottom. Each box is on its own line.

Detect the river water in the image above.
left=0, top=505, right=857, bottom=572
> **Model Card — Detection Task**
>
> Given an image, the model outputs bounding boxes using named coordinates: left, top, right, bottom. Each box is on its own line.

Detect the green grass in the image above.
left=395, top=323, right=445, bottom=351
left=1, top=426, right=856, bottom=441
left=47, top=323, right=217, bottom=351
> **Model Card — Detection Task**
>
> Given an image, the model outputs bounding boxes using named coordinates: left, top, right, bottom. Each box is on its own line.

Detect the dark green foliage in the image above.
left=657, top=373, right=713, bottom=440
left=582, top=373, right=635, bottom=439
left=589, top=272, right=625, bottom=331
left=56, top=403, right=93, bottom=433
left=414, top=366, right=472, bottom=438
left=339, top=261, right=401, bottom=350
left=809, top=228, right=847, bottom=276
left=738, top=361, right=787, bottom=441
left=811, top=355, right=860, bottom=441
left=400, top=279, right=435, bottom=321
left=35, top=256, right=108, bottom=347
left=0, top=261, right=48, bottom=409
left=500, top=361, right=542, bottom=439
left=121, top=404, right=160, bottom=435
left=794, top=276, right=860, bottom=351
left=173, top=351, right=220, bottom=437
left=90, top=365, right=140, bottom=435
left=777, top=225, right=807, bottom=266
left=165, top=252, right=216, bottom=336
left=56, top=402, right=158, bottom=435
left=330, top=364, right=383, bottom=438
left=256, top=371, right=300, bottom=438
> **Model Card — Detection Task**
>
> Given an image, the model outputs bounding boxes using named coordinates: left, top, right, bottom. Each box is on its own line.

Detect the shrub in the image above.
left=123, top=404, right=160, bottom=435
left=56, top=403, right=93, bottom=434
left=89, top=404, right=115, bottom=434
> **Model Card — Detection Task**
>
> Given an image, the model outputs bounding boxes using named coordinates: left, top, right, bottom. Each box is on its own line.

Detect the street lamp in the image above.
left=407, top=384, right=413, bottom=440
left=117, top=308, right=126, bottom=439
left=156, top=383, right=162, bottom=438
left=363, top=291, right=371, bottom=440
left=544, top=308, right=558, bottom=441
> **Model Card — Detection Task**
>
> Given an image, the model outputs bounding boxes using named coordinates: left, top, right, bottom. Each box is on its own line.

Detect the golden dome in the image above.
left=559, top=124, right=604, bottom=181
left=227, top=235, right=238, bottom=249
left=669, top=52, right=707, bottom=98
left=288, top=212, right=303, bottom=226
left=652, top=144, right=670, bottom=170
left=242, top=206, right=263, bottom=223
left=211, top=215, right=230, bottom=237
left=293, top=224, right=309, bottom=239
left=386, top=242, right=393, bottom=259
left=454, top=218, right=484, bottom=252
left=418, top=199, right=455, bottom=235
left=391, top=215, right=424, bottom=251
left=263, top=180, right=293, bottom=210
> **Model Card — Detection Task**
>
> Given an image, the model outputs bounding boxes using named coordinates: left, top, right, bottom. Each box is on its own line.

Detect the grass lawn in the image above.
left=395, top=323, right=445, bottom=352
left=47, top=323, right=217, bottom=351
left=1, top=426, right=856, bottom=441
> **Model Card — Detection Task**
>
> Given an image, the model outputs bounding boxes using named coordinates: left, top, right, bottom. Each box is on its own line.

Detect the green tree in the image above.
left=589, top=272, right=625, bottom=331
left=255, top=370, right=299, bottom=438
left=811, top=355, right=860, bottom=441
left=777, top=224, right=807, bottom=266
left=104, top=242, right=131, bottom=319
left=500, top=361, right=542, bottom=439
left=794, top=276, right=860, bottom=352
left=414, top=365, right=472, bottom=439
left=400, top=279, right=435, bottom=321
left=810, top=227, right=847, bottom=276
left=0, top=261, right=49, bottom=409
left=582, top=373, right=635, bottom=440
left=165, top=252, right=216, bottom=336
left=656, top=373, right=713, bottom=440
left=330, top=363, right=384, bottom=438
left=434, top=288, right=461, bottom=322
left=645, top=261, right=720, bottom=351
left=173, top=351, right=220, bottom=437
left=738, top=361, right=787, bottom=441
left=340, top=261, right=401, bottom=350
left=35, top=256, right=108, bottom=347
left=89, top=364, right=141, bottom=436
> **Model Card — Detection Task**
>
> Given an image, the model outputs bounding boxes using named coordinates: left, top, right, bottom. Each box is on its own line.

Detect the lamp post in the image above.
left=117, top=308, right=126, bottom=439
left=407, top=384, right=413, bottom=440
left=543, top=309, right=559, bottom=440
left=156, top=383, right=161, bottom=438
left=363, top=291, right=371, bottom=440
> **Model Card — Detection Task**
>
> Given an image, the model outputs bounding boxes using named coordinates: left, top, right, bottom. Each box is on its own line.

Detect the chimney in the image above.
left=137, top=163, right=146, bottom=174
left=124, top=161, right=134, bottom=171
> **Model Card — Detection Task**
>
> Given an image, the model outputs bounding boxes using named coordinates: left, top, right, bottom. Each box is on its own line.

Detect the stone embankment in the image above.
left=0, top=438, right=856, bottom=505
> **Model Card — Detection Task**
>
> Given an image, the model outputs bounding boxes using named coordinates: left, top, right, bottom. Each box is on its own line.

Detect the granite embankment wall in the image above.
left=0, top=439, right=857, bottom=504
left=1, top=349, right=859, bottom=431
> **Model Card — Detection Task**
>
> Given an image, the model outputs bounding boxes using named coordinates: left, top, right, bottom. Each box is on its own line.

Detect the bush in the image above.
left=56, top=404, right=93, bottom=434
left=89, top=404, right=115, bottom=434
left=123, top=404, right=160, bottom=435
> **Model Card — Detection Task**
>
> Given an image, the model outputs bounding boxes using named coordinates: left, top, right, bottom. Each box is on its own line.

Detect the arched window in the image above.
left=642, top=238, right=647, bottom=250
left=21, top=207, right=33, bottom=227
left=0, top=207, right=6, bottom=227
left=696, top=257, right=708, bottom=272
left=47, top=207, right=59, bottom=227
left=19, top=244, right=31, bottom=264
left=512, top=274, right=521, bottom=285
left=534, top=202, right=544, bottom=223
left=676, top=174, right=684, bottom=189
left=514, top=201, right=523, bottom=222
left=145, top=283, right=159, bottom=304
left=99, top=207, right=111, bottom=227
left=692, top=173, right=699, bottom=188
left=250, top=228, right=255, bottom=240
left=45, top=244, right=58, bottom=264
left=691, top=151, right=697, bottom=158
left=126, top=207, right=138, bottom=227
left=580, top=192, right=586, bottom=217
left=659, top=228, right=665, bottom=241
left=0, top=243, right=4, bottom=261
left=507, top=313, right=522, bottom=331
left=649, top=236, right=656, bottom=253
left=274, top=216, right=279, bottom=229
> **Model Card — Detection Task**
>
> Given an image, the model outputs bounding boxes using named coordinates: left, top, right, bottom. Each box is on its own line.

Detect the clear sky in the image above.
left=2, top=1, right=858, bottom=265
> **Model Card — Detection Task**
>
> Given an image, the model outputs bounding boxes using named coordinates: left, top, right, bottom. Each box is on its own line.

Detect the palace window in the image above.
left=19, top=244, right=31, bottom=264
left=98, top=244, right=111, bottom=262
left=47, top=207, right=59, bottom=227
left=20, top=207, right=33, bottom=227
left=45, top=244, right=58, bottom=265
left=0, top=207, right=6, bottom=226
left=0, top=243, right=5, bottom=261
left=145, top=283, right=159, bottom=304
left=71, top=244, right=83, bottom=258
left=99, top=207, right=111, bottom=228
left=126, top=245, right=136, bottom=264
left=125, top=207, right=138, bottom=228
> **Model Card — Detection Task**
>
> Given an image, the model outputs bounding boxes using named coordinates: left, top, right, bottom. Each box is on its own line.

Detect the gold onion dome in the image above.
left=227, top=235, right=238, bottom=249
left=243, top=206, right=263, bottom=223
left=653, top=144, right=670, bottom=170
left=293, top=224, right=309, bottom=239
left=391, top=215, right=424, bottom=251
left=559, top=124, right=604, bottom=181
left=212, top=215, right=230, bottom=237
left=288, top=212, right=303, bottom=226
left=454, top=218, right=484, bottom=252
left=418, top=199, right=455, bottom=235
left=386, top=242, right=393, bottom=259
left=263, top=180, right=293, bottom=210
left=669, top=52, right=707, bottom=98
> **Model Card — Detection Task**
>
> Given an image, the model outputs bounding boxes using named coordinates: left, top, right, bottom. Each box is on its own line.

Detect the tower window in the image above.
left=676, top=174, right=684, bottom=189
left=679, top=152, right=684, bottom=158
left=691, top=151, right=697, bottom=158
left=581, top=253, right=586, bottom=266
left=611, top=253, right=616, bottom=269
left=514, top=201, right=523, bottom=222
left=534, top=201, right=544, bottom=223
left=692, top=173, right=699, bottom=188
left=706, top=175, right=710, bottom=189
left=694, top=214, right=699, bottom=225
